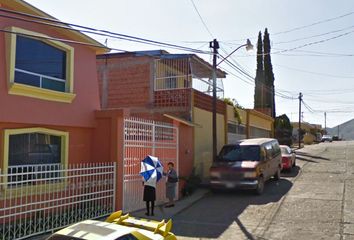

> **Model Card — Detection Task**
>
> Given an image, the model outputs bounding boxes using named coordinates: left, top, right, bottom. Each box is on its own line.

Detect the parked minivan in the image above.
left=210, top=138, right=282, bottom=194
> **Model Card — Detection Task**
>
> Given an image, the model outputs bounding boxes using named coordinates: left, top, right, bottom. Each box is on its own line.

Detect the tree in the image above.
left=254, top=31, right=265, bottom=109
left=263, top=28, right=276, bottom=118
left=274, top=114, right=293, bottom=146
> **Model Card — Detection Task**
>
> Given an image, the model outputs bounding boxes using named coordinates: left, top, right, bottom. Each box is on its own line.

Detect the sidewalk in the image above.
left=132, top=188, right=209, bottom=220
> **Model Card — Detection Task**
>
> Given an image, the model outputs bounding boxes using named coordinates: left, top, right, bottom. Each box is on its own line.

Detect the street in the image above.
left=173, top=141, right=354, bottom=240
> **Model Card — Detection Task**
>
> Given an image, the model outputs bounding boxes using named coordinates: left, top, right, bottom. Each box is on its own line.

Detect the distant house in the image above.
left=291, top=122, right=323, bottom=143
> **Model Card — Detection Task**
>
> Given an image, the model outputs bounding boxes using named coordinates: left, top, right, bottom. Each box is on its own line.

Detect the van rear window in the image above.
left=218, top=145, right=260, bottom=161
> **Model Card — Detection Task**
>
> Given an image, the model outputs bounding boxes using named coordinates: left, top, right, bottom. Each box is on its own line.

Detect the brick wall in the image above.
left=193, top=89, right=226, bottom=114
left=96, top=55, right=153, bottom=109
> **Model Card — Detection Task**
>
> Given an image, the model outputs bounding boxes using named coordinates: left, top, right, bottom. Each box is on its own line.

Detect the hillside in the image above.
left=327, top=119, right=354, bottom=140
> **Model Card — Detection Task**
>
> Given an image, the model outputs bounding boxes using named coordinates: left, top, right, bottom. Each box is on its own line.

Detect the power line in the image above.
left=272, top=11, right=354, bottom=36
left=220, top=11, right=354, bottom=44
left=189, top=0, right=214, bottom=38
left=273, top=25, right=354, bottom=45
left=219, top=55, right=294, bottom=100
left=302, top=100, right=315, bottom=113
left=218, top=53, right=294, bottom=100
left=272, top=30, right=354, bottom=55
left=0, top=28, right=126, bottom=52
left=274, top=63, right=354, bottom=79
left=226, top=29, right=354, bottom=58
left=0, top=7, right=211, bottom=55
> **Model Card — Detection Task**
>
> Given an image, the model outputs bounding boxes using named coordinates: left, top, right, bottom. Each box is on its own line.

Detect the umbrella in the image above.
left=140, top=155, right=164, bottom=184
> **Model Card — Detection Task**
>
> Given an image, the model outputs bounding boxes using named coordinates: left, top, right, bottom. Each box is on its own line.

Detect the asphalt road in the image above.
left=173, top=141, right=354, bottom=240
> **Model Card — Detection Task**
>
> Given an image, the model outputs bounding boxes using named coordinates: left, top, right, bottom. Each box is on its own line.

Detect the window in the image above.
left=265, top=143, right=274, bottom=159
left=9, top=132, right=61, bottom=166
left=5, top=26, right=75, bottom=103
left=218, top=145, right=260, bottom=162
left=272, top=141, right=281, bottom=156
left=15, top=36, right=67, bottom=92
left=228, top=123, right=246, bottom=135
left=3, top=128, right=69, bottom=185
left=250, top=126, right=270, bottom=138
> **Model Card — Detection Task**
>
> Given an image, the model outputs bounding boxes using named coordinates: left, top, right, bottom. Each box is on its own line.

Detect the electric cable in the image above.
left=189, top=0, right=214, bottom=38
left=0, top=7, right=210, bottom=55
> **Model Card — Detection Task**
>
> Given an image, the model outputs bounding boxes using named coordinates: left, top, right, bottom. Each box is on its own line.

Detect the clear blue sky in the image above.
left=26, top=0, right=354, bottom=128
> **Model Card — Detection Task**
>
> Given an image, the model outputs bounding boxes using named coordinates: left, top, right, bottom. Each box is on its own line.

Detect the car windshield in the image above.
left=218, top=145, right=260, bottom=161
left=280, top=147, right=290, bottom=154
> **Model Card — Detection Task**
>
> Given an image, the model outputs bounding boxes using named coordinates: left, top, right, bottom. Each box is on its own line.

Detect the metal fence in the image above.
left=0, top=163, right=116, bottom=240
left=123, top=117, right=178, bottom=212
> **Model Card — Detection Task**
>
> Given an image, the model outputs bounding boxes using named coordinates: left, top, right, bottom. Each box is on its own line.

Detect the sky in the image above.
left=25, top=0, right=354, bottom=128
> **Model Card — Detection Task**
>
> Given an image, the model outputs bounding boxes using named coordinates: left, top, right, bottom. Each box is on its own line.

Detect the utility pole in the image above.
left=337, top=125, right=339, bottom=137
left=324, top=112, right=327, bottom=134
left=298, top=92, right=303, bottom=149
left=210, top=39, right=219, bottom=162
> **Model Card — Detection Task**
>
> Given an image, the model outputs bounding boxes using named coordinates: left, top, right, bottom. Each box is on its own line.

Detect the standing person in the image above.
left=164, top=162, right=178, bottom=208
left=143, top=180, right=156, bottom=216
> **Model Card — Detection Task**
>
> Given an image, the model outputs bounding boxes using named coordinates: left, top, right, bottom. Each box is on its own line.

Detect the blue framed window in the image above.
left=15, top=36, right=67, bottom=92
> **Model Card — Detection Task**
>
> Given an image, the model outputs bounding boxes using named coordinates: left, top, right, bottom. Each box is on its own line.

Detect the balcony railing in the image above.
left=154, top=57, right=224, bottom=107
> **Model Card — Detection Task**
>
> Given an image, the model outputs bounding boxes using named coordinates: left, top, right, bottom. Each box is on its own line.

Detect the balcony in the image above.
left=153, top=54, right=226, bottom=108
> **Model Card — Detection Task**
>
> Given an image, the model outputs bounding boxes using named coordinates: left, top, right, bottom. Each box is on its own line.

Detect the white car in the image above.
left=321, top=135, right=333, bottom=142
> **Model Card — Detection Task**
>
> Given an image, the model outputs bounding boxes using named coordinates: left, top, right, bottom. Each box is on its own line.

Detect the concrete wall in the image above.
left=193, top=107, right=225, bottom=179
left=247, top=109, right=274, bottom=138
left=226, top=105, right=273, bottom=142
left=226, top=105, right=247, bottom=125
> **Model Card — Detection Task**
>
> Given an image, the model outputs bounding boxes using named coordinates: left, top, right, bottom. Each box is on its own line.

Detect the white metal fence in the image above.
left=123, top=117, right=178, bottom=212
left=0, top=163, right=116, bottom=240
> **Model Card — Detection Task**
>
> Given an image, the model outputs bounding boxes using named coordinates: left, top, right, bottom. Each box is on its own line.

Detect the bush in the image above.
left=180, top=168, right=201, bottom=197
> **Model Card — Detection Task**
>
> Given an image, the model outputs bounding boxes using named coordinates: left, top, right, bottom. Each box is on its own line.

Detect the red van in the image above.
left=210, top=138, right=282, bottom=194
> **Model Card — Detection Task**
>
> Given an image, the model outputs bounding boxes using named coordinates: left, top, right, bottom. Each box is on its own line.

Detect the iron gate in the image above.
left=123, top=117, right=178, bottom=212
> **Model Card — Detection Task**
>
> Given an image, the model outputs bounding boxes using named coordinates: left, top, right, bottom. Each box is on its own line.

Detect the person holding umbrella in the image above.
left=140, top=156, right=164, bottom=216
left=143, top=180, right=156, bottom=216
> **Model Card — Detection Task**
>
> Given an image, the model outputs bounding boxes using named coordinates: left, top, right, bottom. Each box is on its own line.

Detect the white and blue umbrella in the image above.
left=140, top=155, right=164, bottom=184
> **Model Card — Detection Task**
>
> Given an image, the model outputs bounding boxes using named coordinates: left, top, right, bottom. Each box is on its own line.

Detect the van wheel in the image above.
left=255, top=176, right=264, bottom=195
left=274, top=167, right=281, bottom=180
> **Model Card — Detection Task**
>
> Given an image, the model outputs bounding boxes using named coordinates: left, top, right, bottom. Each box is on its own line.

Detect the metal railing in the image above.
left=154, top=58, right=224, bottom=98
left=0, top=163, right=116, bottom=240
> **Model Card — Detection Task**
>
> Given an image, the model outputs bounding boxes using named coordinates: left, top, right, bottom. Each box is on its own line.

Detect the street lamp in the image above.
left=217, top=39, right=253, bottom=66
left=210, top=39, right=253, bottom=162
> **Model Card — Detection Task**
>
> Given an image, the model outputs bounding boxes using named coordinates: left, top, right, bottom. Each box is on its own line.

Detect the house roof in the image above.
left=1, top=0, right=110, bottom=54
left=163, top=114, right=201, bottom=127
left=97, top=50, right=227, bottom=78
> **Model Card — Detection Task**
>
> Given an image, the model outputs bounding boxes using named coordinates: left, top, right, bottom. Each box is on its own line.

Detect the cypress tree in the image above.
left=263, top=28, right=276, bottom=118
left=254, top=31, right=265, bottom=109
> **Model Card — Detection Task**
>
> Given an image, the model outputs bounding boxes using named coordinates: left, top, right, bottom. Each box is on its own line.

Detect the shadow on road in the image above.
left=296, top=156, right=319, bottom=163
left=281, top=166, right=300, bottom=178
left=172, top=178, right=293, bottom=239
left=295, top=152, right=330, bottom=161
